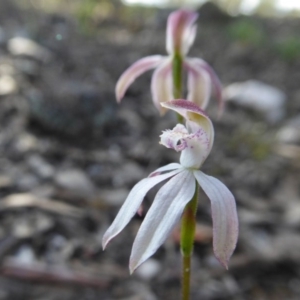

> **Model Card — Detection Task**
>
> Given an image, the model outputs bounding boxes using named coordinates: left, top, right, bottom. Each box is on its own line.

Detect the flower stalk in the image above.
left=172, top=52, right=184, bottom=124
left=171, top=36, right=198, bottom=299
left=180, top=184, right=198, bottom=300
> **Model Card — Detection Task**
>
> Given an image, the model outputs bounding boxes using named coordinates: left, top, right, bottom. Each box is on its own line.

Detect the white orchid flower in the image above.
left=115, top=9, right=223, bottom=115
left=102, top=100, right=238, bottom=273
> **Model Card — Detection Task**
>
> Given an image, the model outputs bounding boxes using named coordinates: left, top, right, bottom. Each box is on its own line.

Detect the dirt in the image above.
left=0, top=1, right=299, bottom=299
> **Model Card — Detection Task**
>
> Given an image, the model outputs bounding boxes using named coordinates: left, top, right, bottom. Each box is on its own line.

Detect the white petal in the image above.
left=188, top=58, right=223, bottom=114
left=102, top=169, right=182, bottom=249
left=115, top=55, right=164, bottom=102
left=151, top=58, right=172, bottom=114
left=193, top=171, right=238, bottom=269
left=130, top=170, right=195, bottom=273
left=185, top=59, right=212, bottom=109
left=148, top=163, right=182, bottom=177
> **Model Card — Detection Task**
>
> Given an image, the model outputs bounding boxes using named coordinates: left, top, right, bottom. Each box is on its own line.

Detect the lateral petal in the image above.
left=129, top=170, right=195, bottom=273
left=185, top=59, right=212, bottom=109
left=193, top=171, right=238, bottom=269
left=188, top=58, right=223, bottom=114
left=151, top=58, right=173, bottom=114
left=148, top=163, right=182, bottom=177
left=115, top=55, right=164, bottom=102
left=102, top=169, right=182, bottom=249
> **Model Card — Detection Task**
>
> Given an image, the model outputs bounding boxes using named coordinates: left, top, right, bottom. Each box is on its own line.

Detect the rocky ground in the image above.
left=0, top=1, right=300, bottom=299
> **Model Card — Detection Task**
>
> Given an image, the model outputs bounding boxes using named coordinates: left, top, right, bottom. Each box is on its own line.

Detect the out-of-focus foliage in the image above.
left=76, top=0, right=116, bottom=32
left=276, top=36, right=300, bottom=62
left=227, top=125, right=272, bottom=161
left=227, top=19, right=264, bottom=46
left=253, top=0, right=276, bottom=16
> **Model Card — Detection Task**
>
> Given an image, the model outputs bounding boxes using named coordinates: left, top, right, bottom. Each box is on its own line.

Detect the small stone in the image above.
left=28, top=155, right=55, bottom=179
left=100, top=188, right=129, bottom=206
left=16, top=173, right=40, bottom=191
left=277, top=116, right=300, bottom=145
left=55, top=169, right=97, bottom=198
left=136, top=259, right=161, bottom=280
left=14, top=133, right=38, bottom=153
left=8, top=37, right=52, bottom=62
left=0, top=75, right=17, bottom=96
left=14, top=245, right=35, bottom=265
left=224, top=80, right=286, bottom=123
left=113, top=161, right=145, bottom=187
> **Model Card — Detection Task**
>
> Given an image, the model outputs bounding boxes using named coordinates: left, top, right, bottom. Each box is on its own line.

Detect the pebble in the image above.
left=8, top=37, right=52, bottom=62
left=135, top=259, right=161, bottom=281
left=112, top=161, right=145, bottom=187
left=27, top=154, right=55, bottom=179
left=14, top=245, right=35, bottom=265
left=277, top=115, right=300, bottom=144
left=224, top=80, right=286, bottom=123
left=55, top=168, right=97, bottom=198
left=100, top=188, right=129, bottom=206
left=0, top=75, right=17, bottom=96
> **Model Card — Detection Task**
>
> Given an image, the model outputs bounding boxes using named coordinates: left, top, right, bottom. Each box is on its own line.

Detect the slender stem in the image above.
left=180, top=183, right=198, bottom=300
left=182, top=256, right=191, bottom=300
left=172, top=52, right=184, bottom=124
left=172, top=50, right=197, bottom=300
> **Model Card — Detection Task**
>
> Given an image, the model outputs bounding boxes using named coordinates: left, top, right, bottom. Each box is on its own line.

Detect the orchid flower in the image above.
left=115, top=9, right=223, bottom=115
left=102, top=100, right=238, bottom=273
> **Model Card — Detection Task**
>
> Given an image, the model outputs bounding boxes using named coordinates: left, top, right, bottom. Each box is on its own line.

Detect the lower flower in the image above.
left=102, top=100, right=238, bottom=273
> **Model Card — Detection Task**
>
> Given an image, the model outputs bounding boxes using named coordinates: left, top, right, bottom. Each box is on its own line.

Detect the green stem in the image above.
left=172, top=52, right=184, bottom=124
left=180, top=183, right=199, bottom=300
left=172, top=50, right=197, bottom=300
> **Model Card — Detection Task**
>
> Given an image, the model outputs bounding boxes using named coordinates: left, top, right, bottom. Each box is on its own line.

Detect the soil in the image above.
left=0, top=1, right=299, bottom=299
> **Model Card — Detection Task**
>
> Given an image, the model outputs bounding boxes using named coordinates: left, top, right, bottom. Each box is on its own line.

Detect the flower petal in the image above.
left=129, top=170, right=195, bottom=273
left=185, top=59, right=212, bottom=109
left=193, top=171, right=238, bottom=269
left=148, top=163, right=182, bottom=177
left=187, top=58, right=223, bottom=114
left=102, top=169, right=182, bottom=249
left=115, top=55, right=164, bottom=102
left=166, top=9, right=198, bottom=55
left=161, top=100, right=214, bottom=154
left=151, top=58, right=172, bottom=114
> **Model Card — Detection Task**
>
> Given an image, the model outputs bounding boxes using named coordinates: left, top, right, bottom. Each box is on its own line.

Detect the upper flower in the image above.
left=115, top=9, right=223, bottom=115
left=166, top=9, right=198, bottom=56
left=102, top=100, right=238, bottom=273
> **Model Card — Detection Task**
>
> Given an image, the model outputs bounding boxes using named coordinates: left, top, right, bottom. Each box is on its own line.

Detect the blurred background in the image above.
left=0, top=0, right=300, bottom=299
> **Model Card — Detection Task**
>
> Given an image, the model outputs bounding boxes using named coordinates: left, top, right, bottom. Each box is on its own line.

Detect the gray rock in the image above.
left=112, top=161, right=146, bottom=187
left=14, top=245, right=35, bottom=265
left=27, top=155, right=55, bottom=179
left=100, top=188, right=129, bottom=206
left=8, top=37, right=52, bottom=62
left=0, top=75, right=17, bottom=96
left=16, top=173, right=40, bottom=191
left=136, top=259, right=161, bottom=281
left=224, top=80, right=286, bottom=123
left=55, top=169, right=97, bottom=198
left=277, top=115, right=300, bottom=145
